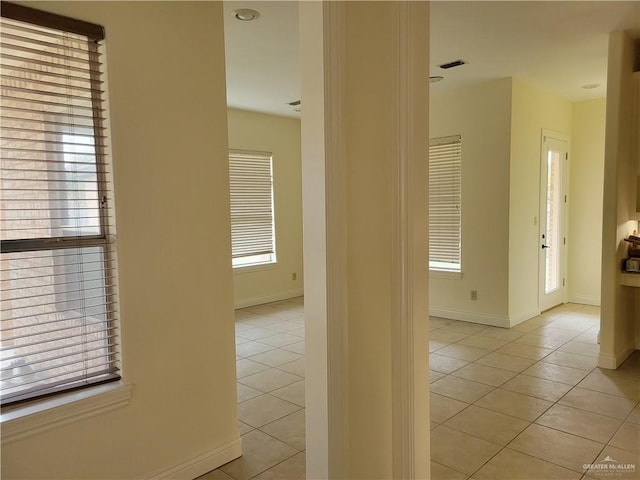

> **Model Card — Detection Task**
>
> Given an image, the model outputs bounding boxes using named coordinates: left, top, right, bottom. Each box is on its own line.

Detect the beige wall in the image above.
left=569, top=98, right=607, bottom=305
left=2, top=2, right=239, bottom=478
left=509, top=79, right=572, bottom=321
left=431, top=78, right=606, bottom=327
left=600, top=30, right=639, bottom=368
left=429, top=78, right=512, bottom=325
left=227, top=108, right=303, bottom=308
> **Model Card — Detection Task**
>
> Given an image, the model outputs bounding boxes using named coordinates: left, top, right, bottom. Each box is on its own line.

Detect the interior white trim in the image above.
left=144, top=438, right=242, bottom=480
left=598, top=342, right=636, bottom=369
left=428, top=306, right=541, bottom=328
left=508, top=308, right=542, bottom=327
left=429, top=269, right=463, bottom=279
left=1, top=383, right=132, bottom=444
left=299, top=2, right=345, bottom=477
left=234, top=288, right=303, bottom=309
left=539, top=129, right=571, bottom=312
left=390, top=2, right=412, bottom=475
left=568, top=294, right=601, bottom=306
left=429, top=306, right=511, bottom=328
left=232, top=262, right=278, bottom=275
left=389, top=3, right=430, bottom=478
left=322, top=2, right=349, bottom=479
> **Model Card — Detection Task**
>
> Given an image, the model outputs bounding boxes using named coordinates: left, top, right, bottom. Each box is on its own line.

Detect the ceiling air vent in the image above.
left=288, top=100, right=301, bottom=113
left=438, top=59, right=467, bottom=70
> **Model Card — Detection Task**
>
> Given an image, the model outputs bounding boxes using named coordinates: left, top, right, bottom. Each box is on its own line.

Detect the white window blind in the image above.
left=0, top=2, right=120, bottom=406
left=429, top=135, right=462, bottom=271
left=228, top=150, right=276, bottom=267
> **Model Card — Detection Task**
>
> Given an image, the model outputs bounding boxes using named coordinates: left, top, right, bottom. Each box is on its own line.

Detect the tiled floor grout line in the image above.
left=429, top=306, right=638, bottom=480
left=249, top=423, right=305, bottom=480
left=216, top=300, right=635, bottom=480
left=443, top=371, right=636, bottom=480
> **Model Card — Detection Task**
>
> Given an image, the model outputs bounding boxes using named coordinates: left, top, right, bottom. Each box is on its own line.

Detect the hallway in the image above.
left=205, top=301, right=639, bottom=480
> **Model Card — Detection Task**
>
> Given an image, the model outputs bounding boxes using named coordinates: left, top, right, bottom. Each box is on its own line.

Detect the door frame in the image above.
left=538, top=129, right=570, bottom=312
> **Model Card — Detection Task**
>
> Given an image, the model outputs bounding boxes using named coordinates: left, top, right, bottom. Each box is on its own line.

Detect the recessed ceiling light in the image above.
left=234, top=9, right=260, bottom=21
left=581, top=83, right=600, bottom=89
left=429, top=76, right=444, bottom=83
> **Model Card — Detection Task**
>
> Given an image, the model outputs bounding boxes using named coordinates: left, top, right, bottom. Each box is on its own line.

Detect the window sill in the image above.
left=233, top=262, right=279, bottom=275
left=429, top=269, right=463, bottom=279
left=1, top=382, right=132, bottom=444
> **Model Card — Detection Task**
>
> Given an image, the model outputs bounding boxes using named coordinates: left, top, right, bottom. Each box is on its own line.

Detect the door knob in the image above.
left=542, top=244, right=551, bottom=249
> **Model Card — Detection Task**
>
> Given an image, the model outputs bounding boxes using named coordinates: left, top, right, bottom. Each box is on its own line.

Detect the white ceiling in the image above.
left=223, top=1, right=640, bottom=118
left=224, top=1, right=300, bottom=118
left=430, top=1, right=639, bottom=100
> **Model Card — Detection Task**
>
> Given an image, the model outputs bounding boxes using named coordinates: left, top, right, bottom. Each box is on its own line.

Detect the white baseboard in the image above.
left=429, top=306, right=542, bottom=329
left=234, top=288, right=304, bottom=309
left=598, top=343, right=637, bottom=369
left=145, top=437, right=242, bottom=479
left=429, top=306, right=510, bottom=328
left=508, top=309, right=541, bottom=328
left=568, top=294, right=601, bottom=306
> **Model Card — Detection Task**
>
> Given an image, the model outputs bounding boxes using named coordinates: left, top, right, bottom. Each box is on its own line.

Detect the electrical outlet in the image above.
left=292, top=272, right=297, bottom=281
left=471, top=290, right=478, bottom=301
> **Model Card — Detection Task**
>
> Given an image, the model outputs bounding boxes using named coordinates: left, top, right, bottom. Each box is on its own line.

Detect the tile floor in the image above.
left=201, top=300, right=640, bottom=480
left=200, top=297, right=306, bottom=480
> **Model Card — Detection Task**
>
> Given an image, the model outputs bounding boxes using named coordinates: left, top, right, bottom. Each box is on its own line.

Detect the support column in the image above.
left=301, top=2, right=430, bottom=478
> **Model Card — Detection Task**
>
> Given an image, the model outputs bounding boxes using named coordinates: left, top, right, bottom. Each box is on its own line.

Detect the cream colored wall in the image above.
left=227, top=109, right=303, bottom=308
left=429, top=78, right=512, bottom=325
left=568, top=98, right=607, bottom=306
left=2, top=2, right=239, bottom=478
left=600, top=30, right=639, bottom=368
left=431, top=78, right=593, bottom=326
left=345, top=4, right=394, bottom=473
left=509, top=79, right=572, bottom=322
left=343, top=3, right=430, bottom=476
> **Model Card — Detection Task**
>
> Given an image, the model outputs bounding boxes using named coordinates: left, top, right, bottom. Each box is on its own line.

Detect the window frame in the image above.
left=228, top=149, right=277, bottom=269
left=428, top=135, right=462, bottom=273
left=0, top=1, right=121, bottom=407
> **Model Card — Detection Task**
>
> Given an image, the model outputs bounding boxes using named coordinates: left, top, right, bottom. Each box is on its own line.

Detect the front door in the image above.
left=539, top=133, right=568, bottom=312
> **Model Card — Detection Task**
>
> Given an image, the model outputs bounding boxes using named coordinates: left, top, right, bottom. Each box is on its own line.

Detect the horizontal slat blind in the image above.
left=228, top=150, right=275, bottom=260
left=429, top=135, right=462, bottom=270
left=1, top=4, right=120, bottom=406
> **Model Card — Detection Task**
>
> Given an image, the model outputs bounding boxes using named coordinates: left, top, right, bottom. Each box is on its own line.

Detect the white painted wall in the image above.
left=509, top=79, right=572, bottom=322
left=227, top=109, right=303, bottom=308
left=2, top=3, right=239, bottom=478
left=568, top=98, right=607, bottom=306
left=429, top=78, right=512, bottom=325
